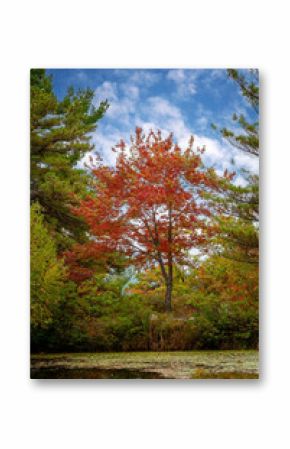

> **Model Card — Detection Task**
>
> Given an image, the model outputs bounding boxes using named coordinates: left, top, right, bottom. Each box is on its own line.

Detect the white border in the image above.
left=1, top=1, right=289, bottom=448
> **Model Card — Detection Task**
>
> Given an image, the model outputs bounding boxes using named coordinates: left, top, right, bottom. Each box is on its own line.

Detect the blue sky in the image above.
left=48, top=69, right=258, bottom=183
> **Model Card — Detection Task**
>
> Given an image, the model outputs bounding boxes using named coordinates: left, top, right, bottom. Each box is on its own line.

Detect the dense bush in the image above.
left=31, top=246, right=258, bottom=352
left=33, top=273, right=153, bottom=352
left=190, top=298, right=258, bottom=349
left=31, top=203, right=67, bottom=349
left=185, top=256, right=259, bottom=349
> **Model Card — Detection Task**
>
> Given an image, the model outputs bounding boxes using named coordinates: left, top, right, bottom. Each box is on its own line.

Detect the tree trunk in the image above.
left=165, top=203, right=173, bottom=312
left=165, top=278, right=172, bottom=312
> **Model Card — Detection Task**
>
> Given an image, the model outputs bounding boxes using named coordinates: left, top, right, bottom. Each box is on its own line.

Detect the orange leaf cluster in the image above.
left=72, top=128, right=220, bottom=276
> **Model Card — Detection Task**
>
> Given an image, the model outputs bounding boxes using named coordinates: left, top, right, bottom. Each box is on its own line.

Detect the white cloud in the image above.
left=167, top=69, right=197, bottom=97
left=127, top=70, right=160, bottom=86
left=90, top=77, right=258, bottom=180
left=146, top=96, right=181, bottom=119
left=139, top=121, right=169, bottom=138
left=233, top=175, right=248, bottom=187
left=120, top=83, right=139, bottom=100
left=92, top=132, right=120, bottom=165
left=94, top=81, right=118, bottom=103
left=113, top=69, right=161, bottom=88
left=196, top=116, right=208, bottom=130
left=165, top=118, right=189, bottom=141
left=234, top=151, right=259, bottom=173
left=94, top=81, right=139, bottom=125
left=195, top=136, right=226, bottom=162
left=193, top=135, right=259, bottom=175
left=209, top=69, right=225, bottom=80
left=167, top=69, right=186, bottom=82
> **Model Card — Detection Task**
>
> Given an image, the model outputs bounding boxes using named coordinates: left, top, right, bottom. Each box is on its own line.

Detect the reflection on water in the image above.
left=31, top=367, right=164, bottom=379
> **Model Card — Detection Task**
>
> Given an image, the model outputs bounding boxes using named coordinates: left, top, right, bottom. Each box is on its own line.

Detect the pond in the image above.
left=31, top=350, right=259, bottom=379
left=31, top=367, right=164, bottom=379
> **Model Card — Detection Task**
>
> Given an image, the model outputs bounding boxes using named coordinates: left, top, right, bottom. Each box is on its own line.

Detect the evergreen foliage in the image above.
left=30, top=69, right=109, bottom=248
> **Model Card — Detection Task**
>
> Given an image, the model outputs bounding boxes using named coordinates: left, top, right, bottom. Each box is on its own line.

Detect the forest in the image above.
left=30, top=69, right=259, bottom=373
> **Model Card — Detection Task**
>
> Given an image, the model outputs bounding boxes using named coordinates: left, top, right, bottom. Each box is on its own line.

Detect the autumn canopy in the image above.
left=71, top=128, right=219, bottom=311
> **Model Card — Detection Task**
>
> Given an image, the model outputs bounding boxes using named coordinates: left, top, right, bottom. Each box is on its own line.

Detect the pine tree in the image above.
left=210, top=69, right=259, bottom=264
left=212, top=69, right=259, bottom=157
left=208, top=173, right=259, bottom=264
left=30, top=69, right=109, bottom=248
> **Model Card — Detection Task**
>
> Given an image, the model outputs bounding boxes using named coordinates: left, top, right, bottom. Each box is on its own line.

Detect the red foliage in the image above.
left=71, top=129, right=218, bottom=280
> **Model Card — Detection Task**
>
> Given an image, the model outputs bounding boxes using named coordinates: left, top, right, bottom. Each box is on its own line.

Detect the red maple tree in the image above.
left=73, top=128, right=218, bottom=311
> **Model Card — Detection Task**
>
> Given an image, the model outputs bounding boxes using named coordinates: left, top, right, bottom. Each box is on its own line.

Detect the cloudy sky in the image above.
left=48, top=69, right=258, bottom=184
